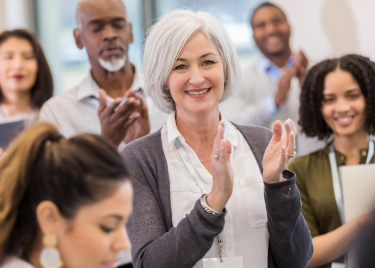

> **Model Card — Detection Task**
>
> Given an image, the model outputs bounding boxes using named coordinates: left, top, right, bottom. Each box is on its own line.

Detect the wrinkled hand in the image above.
left=123, top=94, right=151, bottom=144
left=263, top=119, right=296, bottom=184
left=274, top=67, right=297, bottom=108
left=206, top=122, right=233, bottom=212
left=98, top=89, right=142, bottom=147
left=293, top=50, right=308, bottom=86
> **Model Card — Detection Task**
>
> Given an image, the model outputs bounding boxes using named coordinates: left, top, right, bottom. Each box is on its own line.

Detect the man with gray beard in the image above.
left=40, top=0, right=167, bottom=149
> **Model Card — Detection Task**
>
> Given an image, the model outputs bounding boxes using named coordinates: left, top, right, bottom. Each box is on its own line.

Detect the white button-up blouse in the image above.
left=161, top=112, right=270, bottom=268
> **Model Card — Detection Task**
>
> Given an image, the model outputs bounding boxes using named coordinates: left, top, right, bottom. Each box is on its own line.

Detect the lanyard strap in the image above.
left=329, top=139, right=374, bottom=223
left=174, top=120, right=229, bottom=194
left=175, top=138, right=208, bottom=194
left=174, top=120, right=229, bottom=261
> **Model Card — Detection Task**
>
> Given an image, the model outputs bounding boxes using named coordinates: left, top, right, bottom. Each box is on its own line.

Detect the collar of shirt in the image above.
left=166, top=111, right=239, bottom=152
left=76, top=64, right=144, bottom=102
left=258, top=54, right=295, bottom=80
left=324, top=142, right=373, bottom=166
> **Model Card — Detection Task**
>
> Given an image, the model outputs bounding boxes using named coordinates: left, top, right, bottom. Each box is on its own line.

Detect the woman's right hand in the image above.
left=308, top=211, right=375, bottom=267
left=206, top=122, right=233, bottom=212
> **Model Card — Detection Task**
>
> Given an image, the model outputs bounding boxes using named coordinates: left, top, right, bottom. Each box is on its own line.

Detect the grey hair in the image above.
left=143, top=9, right=241, bottom=113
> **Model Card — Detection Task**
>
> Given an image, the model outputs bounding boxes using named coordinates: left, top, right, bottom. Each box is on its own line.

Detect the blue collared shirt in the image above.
left=258, top=55, right=295, bottom=80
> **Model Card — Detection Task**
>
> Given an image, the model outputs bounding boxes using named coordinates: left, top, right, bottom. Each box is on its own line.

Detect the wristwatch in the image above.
left=200, top=194, right=221, bottom=215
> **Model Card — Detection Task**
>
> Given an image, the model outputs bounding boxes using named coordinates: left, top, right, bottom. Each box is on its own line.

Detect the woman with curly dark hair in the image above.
left=289, top=54, right=375, bottom=268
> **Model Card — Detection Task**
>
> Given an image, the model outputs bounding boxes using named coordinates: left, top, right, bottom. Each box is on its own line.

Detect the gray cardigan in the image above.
left=122, top=124, right=313, bottom=268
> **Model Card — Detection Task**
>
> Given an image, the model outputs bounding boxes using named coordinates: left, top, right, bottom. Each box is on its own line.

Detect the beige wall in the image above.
left=272, top=0, right=375, bottom=63
left=0, top=0, right=34, bottom=32
left=0, top=0, right=7, bottom=32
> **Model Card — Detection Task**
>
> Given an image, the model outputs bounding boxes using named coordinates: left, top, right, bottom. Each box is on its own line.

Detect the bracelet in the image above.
left=200, top=194, right=220, bottom=215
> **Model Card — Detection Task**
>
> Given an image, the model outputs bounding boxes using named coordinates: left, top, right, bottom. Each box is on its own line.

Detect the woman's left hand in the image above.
left=262, top=119, right=296, bottom=184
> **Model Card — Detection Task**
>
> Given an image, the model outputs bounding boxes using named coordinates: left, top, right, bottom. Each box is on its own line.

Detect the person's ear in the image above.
left=36, top=201, right=64, bottom=236
left=74, top=28, right=84, bottom=50
left=163, top=83, right=169, bottom=91
left=128, top=22, right=134, bottom=45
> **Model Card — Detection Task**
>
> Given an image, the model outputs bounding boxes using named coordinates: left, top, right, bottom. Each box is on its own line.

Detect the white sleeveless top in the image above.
left=161, top=112, right=269, bottom=268
left=1, top=257, right=34, bottom=268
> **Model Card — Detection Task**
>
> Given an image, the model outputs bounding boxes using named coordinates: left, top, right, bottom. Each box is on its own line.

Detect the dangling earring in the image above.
left=39, top=234, right=63, bottom=268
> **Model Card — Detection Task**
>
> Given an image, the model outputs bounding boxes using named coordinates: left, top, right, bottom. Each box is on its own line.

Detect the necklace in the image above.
left=200, top=159, right=211, bottom=163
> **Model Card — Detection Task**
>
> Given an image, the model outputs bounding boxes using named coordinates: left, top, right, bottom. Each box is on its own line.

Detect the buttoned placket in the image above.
left=176, top=122, right=238, bottom=260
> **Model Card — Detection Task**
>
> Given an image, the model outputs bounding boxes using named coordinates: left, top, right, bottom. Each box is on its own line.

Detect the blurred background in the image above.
left=0, top=0, right=374, bottom=95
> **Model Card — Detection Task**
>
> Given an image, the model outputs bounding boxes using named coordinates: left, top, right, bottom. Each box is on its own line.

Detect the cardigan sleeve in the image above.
left=123, top=139, right=226, bottom=268
left=265, top=170, right=314, bottom=268
left=234, top=124, right=313, bottom=268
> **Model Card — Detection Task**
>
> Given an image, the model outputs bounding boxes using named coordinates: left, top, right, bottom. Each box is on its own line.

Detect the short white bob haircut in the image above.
left=143, top=9, right=241, bottom=113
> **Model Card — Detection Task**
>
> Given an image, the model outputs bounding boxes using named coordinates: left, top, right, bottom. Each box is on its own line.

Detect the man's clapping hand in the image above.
left=98, top=89, right=150, bottom=146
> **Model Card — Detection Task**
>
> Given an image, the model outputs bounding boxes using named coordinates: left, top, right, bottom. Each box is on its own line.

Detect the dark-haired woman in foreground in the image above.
left=289, top=54, right=375, bottom=268
left=0, top=122, right=133, bottom=268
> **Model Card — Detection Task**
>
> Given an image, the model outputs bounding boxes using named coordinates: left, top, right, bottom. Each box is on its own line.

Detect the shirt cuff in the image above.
left=265, top=95, right=279, bottom=116
left=118, top=141, right=126, bottom=152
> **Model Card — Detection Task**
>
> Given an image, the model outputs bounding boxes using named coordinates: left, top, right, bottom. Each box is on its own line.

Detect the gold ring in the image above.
left=287, top=151, right=296, bottom=159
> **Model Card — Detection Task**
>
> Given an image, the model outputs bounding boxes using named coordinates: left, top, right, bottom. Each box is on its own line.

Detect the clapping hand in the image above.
left=262, top=119, right=296, bottom=184
left=206, top=122, right=233, bottom=212
left=293, top=50, right=308, bottom=86
left=98, top=89, right=150, bottom=146
left=274, top=67, right=296, bottom=108
left=123, top=93, right=151, bottom=144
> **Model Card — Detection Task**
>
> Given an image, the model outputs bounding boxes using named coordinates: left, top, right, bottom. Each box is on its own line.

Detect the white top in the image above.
left=161, top=112, right=269, bottom=268
left=1, top=257, right=34, bottom=268
left=39, top=67, right=168, bottom=138
left=0, top=106, right=37, bottom=121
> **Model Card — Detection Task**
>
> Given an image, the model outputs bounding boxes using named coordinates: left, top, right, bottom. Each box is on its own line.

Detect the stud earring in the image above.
left=39, top=234, right=63, bottom=268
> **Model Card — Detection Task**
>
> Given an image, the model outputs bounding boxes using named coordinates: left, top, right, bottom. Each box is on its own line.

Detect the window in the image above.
left=154, top=0, right=265, bottom=67
left=35, top=0, right=264, bottom=95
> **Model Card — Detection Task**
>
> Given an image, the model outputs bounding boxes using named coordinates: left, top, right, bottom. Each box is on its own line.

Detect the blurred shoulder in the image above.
left=122, top=129, right=163, bottom=160
left=41, top=86, right=79, bottom=109
left=1, top=257, right=34, bottom=268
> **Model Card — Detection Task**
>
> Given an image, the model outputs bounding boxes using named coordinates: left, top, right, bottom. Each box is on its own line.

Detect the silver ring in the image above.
left=214, top=154, right=220, bottom=160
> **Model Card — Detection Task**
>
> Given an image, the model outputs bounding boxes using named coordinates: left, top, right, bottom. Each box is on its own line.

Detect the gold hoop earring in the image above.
left=39, top=234, right=63, bottom=268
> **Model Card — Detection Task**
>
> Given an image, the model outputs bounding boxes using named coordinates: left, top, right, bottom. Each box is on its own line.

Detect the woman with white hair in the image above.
left=122, top=9, right=313, bottom=268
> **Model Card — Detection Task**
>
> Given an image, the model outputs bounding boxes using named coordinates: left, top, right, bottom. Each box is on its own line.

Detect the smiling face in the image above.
left=0, top=37, right=38, bottom=95
left=321, top=68, right=367, bottom=139
left=251, top=6, right=290, bottom=58
left=166, top=31, right=225, bottom=117
left=56, top=181, right=133, bottom=268
left=74, top=0, right=133, bottom=72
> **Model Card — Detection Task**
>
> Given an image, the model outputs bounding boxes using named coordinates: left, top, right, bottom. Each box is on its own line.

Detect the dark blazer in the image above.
left=122, top=124, right=313, bottom=268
